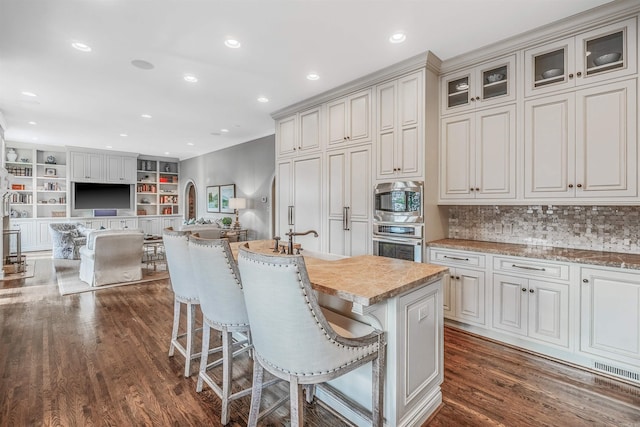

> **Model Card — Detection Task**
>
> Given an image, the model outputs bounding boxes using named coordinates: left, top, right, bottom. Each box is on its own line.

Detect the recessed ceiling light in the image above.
left=71, top=42, right=92, bottom=52
left=28, top=121, right=37, bottom=125
left=131, top=59, right=155, bottom=70
left=306, top=73, right=320, bottom=81
left=106, top=145, right=113, bottom=149
left=220, top=128, right=229, bottom=133
left=120, top=133, right=128, bottom=137
left=183, top=74, right=198, bottom=83
left=210, top=132, right=221, bottom=136
left=257, top=96, right=269, bottom=103
left=224, top=38, right=241, bottom=49
left=141, top=114, right=152, bottom=119
left=389, top=31, right=406, bottom=44
left=164, top=152, right=170, bottom=155
left=21, top=91, right=37, bottom=97
left=187, top=142, right=195, bottom=146
left=32, top=137, right=38, bottom=141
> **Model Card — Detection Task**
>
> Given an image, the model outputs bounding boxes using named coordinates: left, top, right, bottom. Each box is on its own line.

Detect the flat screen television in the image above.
left=73, top=182, right=133, bottom=210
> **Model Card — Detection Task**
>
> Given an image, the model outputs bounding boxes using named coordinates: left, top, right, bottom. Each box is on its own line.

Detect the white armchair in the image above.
left=79, top=229, right=144, bottom=286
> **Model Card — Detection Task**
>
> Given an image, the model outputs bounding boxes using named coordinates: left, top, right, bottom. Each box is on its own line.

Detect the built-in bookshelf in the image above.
left=136, top=158, right=179, bottom=216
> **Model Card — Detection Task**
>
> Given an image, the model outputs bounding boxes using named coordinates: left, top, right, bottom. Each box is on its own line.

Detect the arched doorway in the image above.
left=185, top=180, right=196, bottom=220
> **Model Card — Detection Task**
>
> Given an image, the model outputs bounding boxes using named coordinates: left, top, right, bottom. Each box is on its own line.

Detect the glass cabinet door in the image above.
left=525, top=38, right=574, bottom=97
left=576, top=17, right=637, bottom=86
left=445, top=75, right=471, bottom=111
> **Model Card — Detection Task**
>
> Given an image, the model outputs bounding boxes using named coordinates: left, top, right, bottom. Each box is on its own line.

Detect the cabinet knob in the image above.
left=521, top=287, right=527, bottom=292
left=470, top=188, right=474, bottom=191
left=343, top=137, right=347, bottom=141
left=470, top=98, right=476, bottom=102
left=569, top=73, right=574, bottom=79
left=577, top=184, right=582, bottom=188
left=475, top=96, right=480, bottom=101
left=529, top=289, right=535, bottom=293
left=475, top=187, right=480, bottom=191
left=583, top=278, right=589, bottom=283
left=568, top=184, right=574, bottom=188
left=576, top=71, right=582, bottom=77
left=456, top=276, right=460, bottom=280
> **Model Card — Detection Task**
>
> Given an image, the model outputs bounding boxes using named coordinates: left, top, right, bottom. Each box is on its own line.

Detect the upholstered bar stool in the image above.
left=162, top=227, right=201, bottom=377
left=237, top=246, right=387, bottom=427
left=188, top=236, right=253, bottom=425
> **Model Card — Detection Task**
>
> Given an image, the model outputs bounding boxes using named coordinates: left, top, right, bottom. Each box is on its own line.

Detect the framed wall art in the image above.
left=206, top=185, right=220, bottom=212
left=219, top=184, right=235, bottom=213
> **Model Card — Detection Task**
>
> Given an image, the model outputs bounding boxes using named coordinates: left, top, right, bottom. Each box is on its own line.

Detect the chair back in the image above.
left=188, top=236, right=249, bottom=328
left=237, top=246, right=375, bottom=376
left=163, top=227, right=198, bottom=301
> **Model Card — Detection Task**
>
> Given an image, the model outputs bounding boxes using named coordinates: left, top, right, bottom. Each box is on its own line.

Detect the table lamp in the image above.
left=228, top=197, right=246, bottom=229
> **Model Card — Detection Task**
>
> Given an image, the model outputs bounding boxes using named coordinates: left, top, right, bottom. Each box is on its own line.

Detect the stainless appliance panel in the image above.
left=372, top=235, right=422, bottom=262
left=374, top=181, right=423, bottom=223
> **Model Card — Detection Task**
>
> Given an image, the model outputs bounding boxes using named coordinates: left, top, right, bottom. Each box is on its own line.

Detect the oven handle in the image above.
left=373, top=235, right=422, bottom=245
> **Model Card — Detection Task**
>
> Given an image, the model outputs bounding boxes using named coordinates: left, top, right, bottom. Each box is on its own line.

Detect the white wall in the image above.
left=179, top=135, right=275, bottom=241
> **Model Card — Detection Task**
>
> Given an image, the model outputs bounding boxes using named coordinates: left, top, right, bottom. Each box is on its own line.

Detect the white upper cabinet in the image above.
left=70, top=151, right=105, bottom=182
left=376, top=70, right=424, bottom=179
left=276, top=105, right=323, bottom=157
left=524, top=79, right=637, bottom=200
left=440, top=104, right=516, bottom=201
left=441, top=55, right=516, bottom=115
left=327, top=89, right=372, bottom=146
left=524, top=17, right=637, bottom=97
left=106, top=155, right=136, bottom=183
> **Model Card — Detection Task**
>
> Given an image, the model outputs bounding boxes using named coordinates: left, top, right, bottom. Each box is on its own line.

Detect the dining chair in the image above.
left=188, top=236, right=253, bottom=425
left=237, top=246, right=387, bottom=427
left=162, top=227, right=201, bottom=377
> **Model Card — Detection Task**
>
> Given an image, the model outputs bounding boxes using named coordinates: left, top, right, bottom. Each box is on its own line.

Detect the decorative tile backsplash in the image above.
left=448, top=205, right=640, bottom=253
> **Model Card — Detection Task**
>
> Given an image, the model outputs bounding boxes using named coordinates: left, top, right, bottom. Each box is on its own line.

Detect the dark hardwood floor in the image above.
left=1, top=255, right=639, bottom=426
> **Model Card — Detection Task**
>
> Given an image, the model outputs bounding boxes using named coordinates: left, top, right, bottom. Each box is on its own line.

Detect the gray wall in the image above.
left=179, top=135, right=275, bottom=241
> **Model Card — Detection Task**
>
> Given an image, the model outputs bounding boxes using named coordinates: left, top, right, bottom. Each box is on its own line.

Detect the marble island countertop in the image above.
left=232, top=240, right=448, bottom=306
left=428, top=239, right=640, bottom=270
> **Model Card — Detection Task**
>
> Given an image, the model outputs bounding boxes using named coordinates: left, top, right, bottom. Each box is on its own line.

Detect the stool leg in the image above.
left=184, top=302, right=196, bottom=377
left=247, top=359, right=264, bottom=427
left=169, top=299, right=180, bottom=357
left=290, top=376, right=303, bottom=427
left=372, top=346, right=386, bottom=427
left=221, top=330, right=232, bottom=425
left=196, top=322, right=210, bottom=392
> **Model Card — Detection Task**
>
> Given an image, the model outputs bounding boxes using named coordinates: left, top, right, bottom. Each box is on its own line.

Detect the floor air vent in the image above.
left=594, top=361, right=640, bottom=383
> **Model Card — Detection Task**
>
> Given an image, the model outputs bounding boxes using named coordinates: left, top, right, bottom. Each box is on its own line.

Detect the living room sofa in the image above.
left=49, top=222, right=91, bottom=259
left=79, top=229, right=144, bottom=286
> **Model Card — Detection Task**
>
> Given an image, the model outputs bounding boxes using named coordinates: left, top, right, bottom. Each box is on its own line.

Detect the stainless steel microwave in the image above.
left=374, top=181, right=423, bottom=223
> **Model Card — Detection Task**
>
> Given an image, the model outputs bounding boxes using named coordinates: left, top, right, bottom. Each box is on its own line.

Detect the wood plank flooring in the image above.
left=1, top=255, right=639, bottom=426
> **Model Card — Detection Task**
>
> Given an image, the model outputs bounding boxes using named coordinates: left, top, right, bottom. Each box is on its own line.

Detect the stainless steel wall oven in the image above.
left=373, top=181, right=424, bottom=262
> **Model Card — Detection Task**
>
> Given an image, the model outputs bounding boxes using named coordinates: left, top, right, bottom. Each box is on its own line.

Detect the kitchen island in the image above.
left=233, top=241, right=449, bottom=427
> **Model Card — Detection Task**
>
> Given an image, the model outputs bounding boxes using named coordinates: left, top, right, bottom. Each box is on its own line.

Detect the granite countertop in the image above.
left=428, top=239, right=640, bottom=270
left=232, top=240, right=448, bottom=306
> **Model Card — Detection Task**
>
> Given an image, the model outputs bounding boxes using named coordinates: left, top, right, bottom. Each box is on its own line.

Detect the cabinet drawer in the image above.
left=493, top=256, right=569, bottom=281
left=430, top=249, right=485, bottom=268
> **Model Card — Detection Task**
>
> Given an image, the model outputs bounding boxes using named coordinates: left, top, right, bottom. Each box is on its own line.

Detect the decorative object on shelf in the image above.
left=593, top=52, right=621, bottom=66
left=541, top=68, right=563, bottom=79
left=486, top=73, right=504, bottom=83
left=206, top=185, right=220, bottom=212
left=164, top=164, right=171, bottom=172
left=44, top=168, right=57, bottom=176
left=20, top=158, right=29, bottom=163
left=221, top=217, right=232, bottom=229
left=48, top=198, right=57, bottom=204
left=141, top=197, right=150, bottom=204
left=228, top=197, right=246, bottom=229
left=219, top=184, right=235, bottom=213
left=6, top=149, right=17, bottom=162
left=455, top=81, right=469, bottom=91
left=46, top=155, right=56, bottom=164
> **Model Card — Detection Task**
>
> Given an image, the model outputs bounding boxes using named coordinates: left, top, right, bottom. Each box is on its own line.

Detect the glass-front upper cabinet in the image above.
left=441, top=55, right=516, bottom=115
left=525, top=17, right=637, bottom=97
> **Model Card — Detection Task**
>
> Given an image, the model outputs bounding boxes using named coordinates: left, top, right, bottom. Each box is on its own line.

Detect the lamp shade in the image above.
left=228, top=197, right=246, bottom=210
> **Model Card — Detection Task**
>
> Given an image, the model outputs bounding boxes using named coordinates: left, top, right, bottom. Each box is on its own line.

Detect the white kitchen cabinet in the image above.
left=326, top=89, right=371, bottom=146
left=440, top=104, right=516, bottom=201
left=580, top=267, right=640, bottom=367
left=276, top=105, right=323, bottom=157
left=429, top=248, right=487, bottom=326
left=276, top=155, right=322, bottom=252
left=524, top=17, right=637, bottom=97
left=493, top=274, right=570, bottom=348
left=441, top=55, right=516, bottom=115
left=524, top=79, right=637, bottom=200
left=107, top=217, right=137, bottom=230
left=106, top=154, right=137, bottom=184
left=70, top=151, right=105, bottom=182
left=376, top=70, right=424, bottom=179
left=327, top=146, right=371, bottom=256
left=138, top=217, right=161, bottom=236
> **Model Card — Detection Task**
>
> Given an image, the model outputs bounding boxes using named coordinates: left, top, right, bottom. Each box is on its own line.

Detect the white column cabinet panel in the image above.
left=326, top=146, right=371, bottom=256
left=276, top=106, right=323, bottom=157
left=70, top=151, right=105, bottom=182
left=581, top=267, right=640, bottom=367
left=455, top=267, right=486, bottom=326
left=106, top=155, right=136, bottom=184
left=327, top=89, right=371, bottom=147
left=276, top=115, right=297, bottom=156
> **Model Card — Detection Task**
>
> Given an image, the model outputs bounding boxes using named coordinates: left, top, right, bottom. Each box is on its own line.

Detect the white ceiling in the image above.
left=0, top=0, right=613, bottom=160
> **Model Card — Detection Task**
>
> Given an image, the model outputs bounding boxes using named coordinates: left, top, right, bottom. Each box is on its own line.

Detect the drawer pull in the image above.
left=444, top=255, right=469, bottom=261
left=512, top=264, right=546, bottom=272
